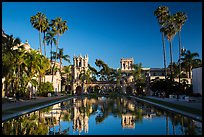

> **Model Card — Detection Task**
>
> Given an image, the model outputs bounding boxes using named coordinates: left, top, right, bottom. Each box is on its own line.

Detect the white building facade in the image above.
left=192, top=67, right=202, bottom=95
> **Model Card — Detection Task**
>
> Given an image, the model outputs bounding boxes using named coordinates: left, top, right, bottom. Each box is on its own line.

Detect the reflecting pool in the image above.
left=2, top=96, right=202, bottom=135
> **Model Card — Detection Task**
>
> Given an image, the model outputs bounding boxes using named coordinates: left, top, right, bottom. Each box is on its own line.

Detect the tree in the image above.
left=79, top=69, right=92, bottom=84
left=51, top=48, right=70, bottom=92
left=34, top=54, right=51, bottom=95
left=38, top=82, right=54, bottom=97
left=62, top=65, right=72, bottom=93
left=50, top=17, right=68, bottom=83
left=181, top=50, right=201, bottom=79
left=115, top=68, right=122, bottom=88
left=131, top=63, right=146, bottom=95
left=79, top=69, right=92, bottom=94
left=2, top=34, right=21, bottom=77
left=154, top=6, right=170, bottom=79
left=58, top=48, right=70, bottom=75
left=168, top=62, right=180, bottom=79
left=10, top=45, right=26, bottom=98
left=30, top=12, right=48, bottom=54
left=131, top=63, right=143, bottom=82
left=174, top=12, right=187, bottom=83
left=45, top=30, right=57, bottom=63
left=42, top=19, right=50, bottom=56
left=2, top=34, right=21, bottom=96
left=95, top=59, right=113, bottom=81
left=88, top=64, right=98, bottom=81
left=162, top=14, right=177, bottom=81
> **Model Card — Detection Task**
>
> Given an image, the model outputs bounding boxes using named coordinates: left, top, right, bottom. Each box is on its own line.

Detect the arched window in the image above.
left=79, top=61, right=81, bottom=67
left=123, top=63, right=125, bottom=69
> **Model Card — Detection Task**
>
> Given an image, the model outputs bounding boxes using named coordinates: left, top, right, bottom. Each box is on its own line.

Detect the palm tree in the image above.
left=42, top=19, right=50, bottom=56
left=95, top=59, right=113, bottom=81
left=9, top=43, right=27, bottom=99
left=50, top=17, right=68, bottom=83
left=88, top=64, right=98, bottom=81
left=115, top=68, right=122, bottom=91
left=154, top=6, right=170, bottom=79
left=2, top=35, right=21, bottom=77
left=2, top=32, right=51, bottom=98
left=181, top=50, right=201, bottom=80
left=95, top=59, right=105, bottom=69
left=62, top=65, right=72, bottom=93
left=79, top=69, right=92, bottom=93
left=58, top=48, right=70, bottom=76
left=168, top=62, right=180, bottom=79
left=162, top=15, right=177, bottom=81
left=30, top=12, right=48, bottom=54
left=2, top=34, right=21, bottom=96
left=131, top=63, right=143, bottom=82
left=24, top=50, right=43, bottom=97
left=45, top=30, right=57, bottom=63
left=174, top=12, right=187, bottom=83
left=95, top=59, right=105, bottom=80
left=52, top=48, right=70, bottom=92
left=32, top=53, right=51, bottom=96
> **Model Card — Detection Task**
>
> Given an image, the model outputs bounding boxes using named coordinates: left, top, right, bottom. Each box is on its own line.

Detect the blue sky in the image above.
left=2, top=2, right=202, bottom=69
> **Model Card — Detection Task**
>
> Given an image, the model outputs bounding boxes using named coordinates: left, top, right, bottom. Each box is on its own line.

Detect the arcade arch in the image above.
left=76, top=86, right=82, bottom=95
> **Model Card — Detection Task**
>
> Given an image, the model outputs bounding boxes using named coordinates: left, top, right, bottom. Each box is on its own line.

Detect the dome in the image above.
left=23, top=40, right=31, bottom=50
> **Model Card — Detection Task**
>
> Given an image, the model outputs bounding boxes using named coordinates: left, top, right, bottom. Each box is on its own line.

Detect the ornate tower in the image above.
left=73, top=54, right=89, bottom=80
left=120, top=58, right=134, bottom=71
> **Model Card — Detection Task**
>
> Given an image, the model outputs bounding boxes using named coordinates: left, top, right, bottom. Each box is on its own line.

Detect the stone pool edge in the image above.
left=2, top=96, right=75, bottom=122
left=130, top=96, right=202, bottom=122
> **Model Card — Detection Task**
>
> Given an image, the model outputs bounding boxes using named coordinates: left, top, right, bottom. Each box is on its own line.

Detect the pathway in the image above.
left=145, top=96, right=202, bottom=110
left=2, top=96, right=67, bottom=111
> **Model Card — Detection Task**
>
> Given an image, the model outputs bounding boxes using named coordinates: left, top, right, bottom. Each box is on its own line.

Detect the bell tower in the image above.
left=120, top=58, right=134, bottom=71
left=73, top=54, right=89, bottom=80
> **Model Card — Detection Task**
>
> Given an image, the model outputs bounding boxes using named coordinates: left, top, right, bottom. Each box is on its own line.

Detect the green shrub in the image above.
left=37, top=82, right=54, bottom=97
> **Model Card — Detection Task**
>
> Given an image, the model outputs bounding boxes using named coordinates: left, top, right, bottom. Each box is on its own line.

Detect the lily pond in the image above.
left=2, top=96, right=202, bottom=135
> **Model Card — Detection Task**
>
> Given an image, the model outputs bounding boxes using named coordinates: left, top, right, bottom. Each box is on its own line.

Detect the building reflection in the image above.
left=121, top=114, right=135, bottom=128
left=72, top=98, right=89, bottom=134
left=2, top=97, right=202, bottom=135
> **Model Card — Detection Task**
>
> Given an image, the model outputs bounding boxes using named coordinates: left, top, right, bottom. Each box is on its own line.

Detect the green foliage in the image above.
left=37, top=82, right=54, bottom=97
left=150, top=78, right=192, bottom=97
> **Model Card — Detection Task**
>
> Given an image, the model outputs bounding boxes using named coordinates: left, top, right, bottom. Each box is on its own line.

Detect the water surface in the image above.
left=2, top=96, right=202, bottom=135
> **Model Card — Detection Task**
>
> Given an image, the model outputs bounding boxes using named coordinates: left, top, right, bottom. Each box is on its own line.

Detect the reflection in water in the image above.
left=121, top=114, right=135, bottom=128
left=2, top=96, right=202, bottom=135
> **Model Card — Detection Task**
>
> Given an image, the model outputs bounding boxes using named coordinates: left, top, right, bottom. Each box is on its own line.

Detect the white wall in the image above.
left=43, top=72, right=61, bottom=93
left=192, top=67, right=202, bottom=95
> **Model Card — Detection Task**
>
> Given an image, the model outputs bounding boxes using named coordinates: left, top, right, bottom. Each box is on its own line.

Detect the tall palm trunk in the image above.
left=39, top=73, right=42, bottom=94
left=67, top=74, right=68, bottom=93
left=43, top=32, right=46, bottom=56
left=169, top=40, right=173, bottom=81
left=17, top=64, right=21, bottom=98
left=178, top=31, right=182, bottom=83
left=49, top=43, right=53, bottom=76
left=162, top=32, right=167, bottom=79
left=39, top=28, right=42, bottom=54
left=52, top=33, right=59, bottom=84
left=60, top=56, right=62, bottom=92
left=50, top=43, right=53, bottom=63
